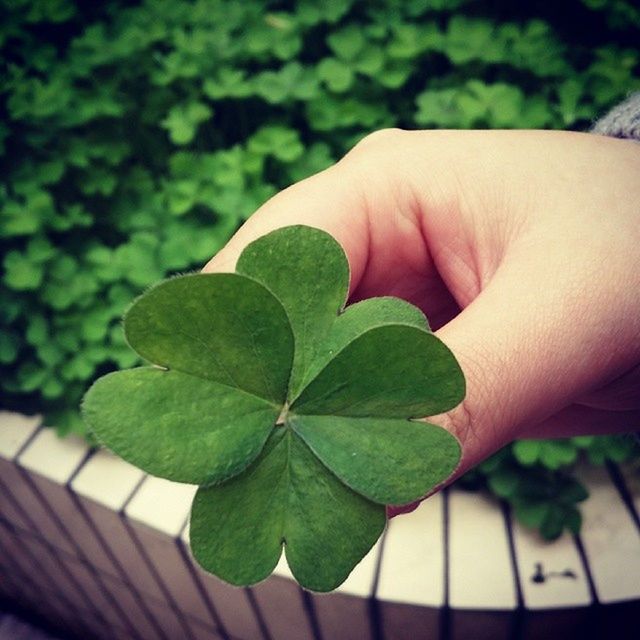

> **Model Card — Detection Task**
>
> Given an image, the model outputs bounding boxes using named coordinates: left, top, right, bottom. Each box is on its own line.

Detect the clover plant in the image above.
left=83, top=225, right=464, bottom=591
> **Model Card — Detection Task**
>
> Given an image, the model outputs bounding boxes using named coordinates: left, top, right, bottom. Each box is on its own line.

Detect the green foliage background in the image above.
left=2, top=0, right=639, bottom=538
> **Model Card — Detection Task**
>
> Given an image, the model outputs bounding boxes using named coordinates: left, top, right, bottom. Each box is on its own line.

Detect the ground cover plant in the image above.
left=2, top=0, right=640, bottom=541
left=83, top=225, right=465, bottom=590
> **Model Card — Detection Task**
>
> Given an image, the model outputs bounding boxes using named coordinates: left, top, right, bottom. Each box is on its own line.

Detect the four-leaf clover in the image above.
left=82, top=225, right=465, bottom=592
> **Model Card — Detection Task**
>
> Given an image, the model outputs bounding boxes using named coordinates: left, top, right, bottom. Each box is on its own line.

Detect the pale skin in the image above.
left=204, top=129, right=640, bottom=512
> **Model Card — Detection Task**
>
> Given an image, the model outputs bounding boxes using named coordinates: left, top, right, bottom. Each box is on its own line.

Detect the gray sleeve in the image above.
left=592, top=93, right=640, bottom=444
left=590, top=92, right=640, bottom=141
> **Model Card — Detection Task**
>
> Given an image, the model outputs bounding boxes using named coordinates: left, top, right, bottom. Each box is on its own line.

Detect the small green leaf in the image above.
left=247, top=126, right=305, bottom=163
left=378, top=60, right=414, bottom=89
left=26, top=315, right=49, bottom=347
left=488, top=468, right=520, bottom=498
left=443, top=16, right=503, bottom=65
left=513, top=440, right=542, bottom=466
left=62, top=353, right=98, bottom=382
left=161, top=102, right=213, bottom=145
left=478, top=448, right=511, bottom=474
left=307, top=94, right=392, bottom=131
left=571, top=435, right=595, bottom=448
left=252, top=62, right=319, bottom=104
left=166, top=179, right=199, bottom=215
left=3, top=251, right=44, bottom=290
left=0, top=331, right=20, bottom=364
left=203, top=68, right=251, bottom=99
left=26, top=235, right=56, bottom=262
left=37, top=341, right=65, bottom=367
left=539, top=440, right=578, bottom=470
left=48, top=407, right=89, bottom=440
left=327, top=25, right=365, bottom=61
left=42, top=376, right=65, bottom=399
left=353, top=45, right=384, bottom=76
left=582, top=435, right=637, bottom=465
left=387, top=22, right=441, bottom=59
left=415, top=88, right=463, bottom=128
left=317, top=58, right=354, bottom=92
left=17, top=363, right=48, bottom=392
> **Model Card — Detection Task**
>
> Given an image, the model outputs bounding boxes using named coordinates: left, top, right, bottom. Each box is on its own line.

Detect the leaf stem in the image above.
left=276, top=403, right=289, bottom=426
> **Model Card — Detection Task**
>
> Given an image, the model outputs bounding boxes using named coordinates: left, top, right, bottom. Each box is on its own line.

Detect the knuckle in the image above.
left=345, top=127, right=409, bottom=159
left=443, top=398, right=476, bottom=452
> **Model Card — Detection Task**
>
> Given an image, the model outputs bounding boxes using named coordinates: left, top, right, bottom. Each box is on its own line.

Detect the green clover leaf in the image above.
left=82, top=225, right=465, bottom=592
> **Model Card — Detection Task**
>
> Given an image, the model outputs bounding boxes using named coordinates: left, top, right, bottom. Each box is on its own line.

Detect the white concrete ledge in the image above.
left=1, top=411, right=639, bottom=640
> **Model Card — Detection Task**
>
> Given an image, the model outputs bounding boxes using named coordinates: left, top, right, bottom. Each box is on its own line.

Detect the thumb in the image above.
left=431, top=231, right=640, bottom=479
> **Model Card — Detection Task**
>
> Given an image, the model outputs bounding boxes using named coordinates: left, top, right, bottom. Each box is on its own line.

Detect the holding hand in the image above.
left=204, top=129, right=640, bottom=499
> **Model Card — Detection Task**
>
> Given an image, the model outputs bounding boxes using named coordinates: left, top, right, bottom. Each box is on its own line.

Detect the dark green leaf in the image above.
left=83, top=367, right=278, bottom=486
left=558, top=478, right=589, bottom=504
left=0, top=331, right=20, bottom=364
left=488, top=468, right=520, bottom=498
left=303, top=296, right=429, bottom=387
left=190, top=428, right=385, bottom=592
left=564, top=506, right=582, bottom=535
left=293, top=324, right=464, bottom=417
left=540, top=504, right=566, bottom=540
left=514, top=501, right=549, bottom=529
left=124, top=273, right=294, bottom=404
left=236, top=225, right=349, bottom=398
left=291, top=414, right=459, bottom=504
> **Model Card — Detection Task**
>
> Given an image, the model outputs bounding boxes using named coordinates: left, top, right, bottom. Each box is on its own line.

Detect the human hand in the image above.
left=203, top=129, right=640, bottom=506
